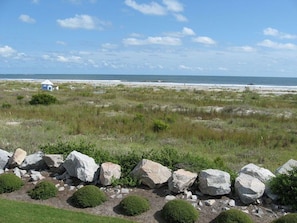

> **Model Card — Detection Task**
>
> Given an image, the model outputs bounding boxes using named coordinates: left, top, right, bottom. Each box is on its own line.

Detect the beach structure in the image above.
left=41, top=80, right=58, bottom=91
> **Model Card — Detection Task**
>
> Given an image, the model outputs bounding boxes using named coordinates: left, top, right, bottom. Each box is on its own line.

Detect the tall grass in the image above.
left=0, top=81, right=296, bottom=171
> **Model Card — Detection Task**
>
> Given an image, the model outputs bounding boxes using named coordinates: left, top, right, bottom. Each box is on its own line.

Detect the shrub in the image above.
left=161, top=199, right=199, bottom=223
left=153, top=119, right=169, bottom=132
left=119, top=195, right=150, bottom=216
left=70, top=185, right=107, bottom=208
left=269, top=167, right=297, bottom=209
left=29, top=93, right=57, bottom=105
left=272, top=213, right=297, bottom=223
left=27, top=181, right=58, bottom=200
left=0, top=173, right=24, bottom=194
left=210, top=209, right=254, bottom=223
left=1, top=102, right=11, bottom=109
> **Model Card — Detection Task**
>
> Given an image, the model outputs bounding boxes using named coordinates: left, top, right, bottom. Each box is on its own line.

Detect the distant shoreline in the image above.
left=1, top=78, right=297, bottom=94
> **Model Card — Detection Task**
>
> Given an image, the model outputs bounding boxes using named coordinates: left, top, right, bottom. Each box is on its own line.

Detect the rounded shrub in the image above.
left=161, top=199, right=199, bottom=223
left=211, top=209, right=254, bottom=223
left=70, top=185, right=107, bottom=208
left=272, top=213, right=297, bottom=223
left=29, top=93, right=57, bottom=105
left=0, top=173, right=24, bottom=194
left=27, top=181, right=58, bottom=200
left=119, top=195, right=150, bottom=216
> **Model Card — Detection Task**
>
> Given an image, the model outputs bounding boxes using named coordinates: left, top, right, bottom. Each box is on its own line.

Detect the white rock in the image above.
left=240, top=163, right=275, bottom=183
left=168, top=169, right=197, bottom=193
left=275, top=159, right=297, bottom=175
left=99, top=162, right=121, bottom=186
left=8, top=148, right=26, bottom=167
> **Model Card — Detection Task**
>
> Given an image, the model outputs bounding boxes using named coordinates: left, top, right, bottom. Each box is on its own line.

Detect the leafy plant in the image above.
left=27, top=181, right=58, bottom=200
left=29, top=93, right=57, bottom=105
left=269, top=167, right=297, bottom=209
left=272, top=213, right=297, bottom=223
left=70, top=185, right=107, bottom=208
left=119, top=195, right=150, bottom=216
left=153, top=119, right=169, bottom=132
left=2, top=102, right=12, bottom=109
left=210, top=209, right=254, bottom=223
left=161, top=199, right=199, bottom=223
left=0, top=173, right=24, bottom=194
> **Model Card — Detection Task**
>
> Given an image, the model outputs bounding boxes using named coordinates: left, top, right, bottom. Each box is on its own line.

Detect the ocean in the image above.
left=0, top=74, right=297, bottom=86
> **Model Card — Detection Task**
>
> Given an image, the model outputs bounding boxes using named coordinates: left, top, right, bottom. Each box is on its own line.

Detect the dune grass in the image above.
left=0, top=198, right=135, bottom=223
left=0, top=81, right=296, bottom=171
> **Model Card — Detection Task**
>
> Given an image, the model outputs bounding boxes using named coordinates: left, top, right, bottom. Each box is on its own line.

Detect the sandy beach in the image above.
left=3, top=78, right=297, bottom=95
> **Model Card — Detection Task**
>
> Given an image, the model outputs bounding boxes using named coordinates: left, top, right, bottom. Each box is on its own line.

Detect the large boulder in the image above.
left=131, top=159, right=172, bottom=189
left=240, top=163, right=275, bottom=183
left=168, top=169, right=197, bottom=193
left=235, top=173, right=265, bottom=204
left=43, top=154, right=64, bottom=169
left=275, top=159, right=297, bottom=175
left=8, top=148, right=27, bottom=167
left=19, top=151, right=47, bottom=170
left=99, top=162, right=121, bottom=186
left=199, top=169, right=231, bottom=196
left=63, top=150, right=99, bottom=182
left=0, top=149, right=11, bottom=170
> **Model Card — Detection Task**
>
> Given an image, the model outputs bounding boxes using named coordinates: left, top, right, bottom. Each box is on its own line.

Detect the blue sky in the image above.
left=0, top=0, right=297, bottom=77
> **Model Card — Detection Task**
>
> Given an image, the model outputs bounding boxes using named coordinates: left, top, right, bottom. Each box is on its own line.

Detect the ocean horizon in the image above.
left=1, top=74, right=297, bottom=87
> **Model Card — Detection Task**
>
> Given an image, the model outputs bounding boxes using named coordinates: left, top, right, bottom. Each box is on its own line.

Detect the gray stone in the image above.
left=235, top=173, right=265, bottom=204
left=165, top=195, right=176, bottom=201
left=131, top=159, right=172, bottom=189
left=43, top=154, right=64, bottom=168
left=99, top=162, right=121, bottom=186
left=29, top=170, right=45, bottom=181
left=168, top=169, right=197, bottom=193
left=13, top=167, right=27, bottom=178
left=199, top=169, right=231, bottom=196
left=240, top=163, right=275, bottom=183
left=63, top=151, right=99, bottom=182
left=0, top=149, right=11, bottom=170
left=20, top=151, right=47, bottom=170
left=275, top=159, right=297, bottom=175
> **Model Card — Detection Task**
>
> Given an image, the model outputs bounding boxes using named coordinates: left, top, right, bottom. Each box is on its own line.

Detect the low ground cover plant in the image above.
left=70, top=185, right=107, bottom=208
left=269, top=167, right=297, bottom=209
left=161, top=199, right=199, bottom=223
left=272, top=213, right=297, bottom=223
left=119, top=195, right=150, bottom=216
left=210, top=209, right=254, bottom=223
left=29, top=93, right=57, bottom=105
left=0, top=173, right=24, bottom=194
left=27, top=180, right=58, bottom=200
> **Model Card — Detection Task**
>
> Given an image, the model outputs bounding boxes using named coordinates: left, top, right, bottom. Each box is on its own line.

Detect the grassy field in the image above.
left=0, top=80, right=296, bottom=172
left=0, top=197, right=135, bottom=223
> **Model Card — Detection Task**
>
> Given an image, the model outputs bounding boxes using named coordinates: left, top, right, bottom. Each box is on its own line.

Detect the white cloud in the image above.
left=124, top=0, right=187, bottom=21
left=0, top=45, right=17, bottom=57
left=182, top=27, right=195, bottom=36
left=102, top=43, right=118, bottom=49
left=123, top=36, right=181, bottom=46
left=193, top=36, right=216, bottom=45
left=57, top=14, right=107, bottom=30
left=231, top=46, right=256, bottom=52
left=162, top=0, right=183, bottom=12
left=124, top=0, right=166, bottom=15
left=258, top=39, right=297, bottom=50
left=19, top=14, right=36, bottom=24
left=56, top=55, right=82, bottom=63
left=56, top=41, right=66, bottom=45
left=263, top=27, right=297, bottom=39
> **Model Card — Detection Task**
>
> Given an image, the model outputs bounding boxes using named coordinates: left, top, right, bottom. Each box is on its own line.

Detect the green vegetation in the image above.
left=70, top=185, right=107, bottom=208
left=28, top=181, right=58, bottom=200
left=269, top=167, right=297, bottom=209
left=272, top=213, right=297, bottom=223
left=0, top=173, right=24, bottom=194
left=0, top=197, right=136, bottom=223
left=119, top=195, right=150, bottom=216
left=29, top=93, right=57, bottom=105
left=161, top=199, right=199, bottom=223
left=210, top=209, right=254, bottom=223
left=1, top=81, right=297, bottom=172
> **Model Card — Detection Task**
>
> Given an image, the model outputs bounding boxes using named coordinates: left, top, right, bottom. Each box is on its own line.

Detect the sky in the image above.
left=0, top=0, right=297, bottom=77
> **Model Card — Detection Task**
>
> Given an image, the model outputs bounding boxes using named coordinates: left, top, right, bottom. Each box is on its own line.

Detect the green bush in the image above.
left=27, top=181, right=58, bottom=200
left=153, top=119, right=169, bottom=132
left=0, top=173, right=24, bottom=194
left=272, top=213, right=297, bottom=223
left=2, top=102, right=11, bottom=109
left=29, top=93, right=57, bottom=105
left=70, top=185, right=107, bottom=208
left=210, top=209, right=254, bottom=223
left=161, top=199, right=199, bottom=223
left=119, top=195, right=150, bottom=216
left=269, top=167, right=297, bottom=209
